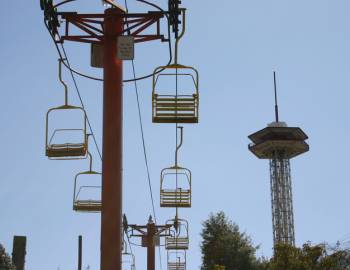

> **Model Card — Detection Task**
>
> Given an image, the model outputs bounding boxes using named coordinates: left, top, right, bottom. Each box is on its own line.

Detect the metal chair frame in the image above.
left=122, top=241, right=136, bottom=270
left=167, top=250, right=186, bottom=270
left=73, top=151, right=101, bottom=212
left=160, top=166, right=191, bottom=208
left=165, top=218, right=189, bottom=250
left=160, top=127, right=192, bottom=208
left=152, top=9, right=199, bottom=124
left=46, top=105, right=88, bottom=159
left=45, top=59, right=88, bottom=159
left=122, top=253, right=136, bottom=270
left=152, top=65, right=199, bottom=124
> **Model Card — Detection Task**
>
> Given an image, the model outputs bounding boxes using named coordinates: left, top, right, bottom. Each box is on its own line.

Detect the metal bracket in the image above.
left=57, top=11, right=168, bottom=44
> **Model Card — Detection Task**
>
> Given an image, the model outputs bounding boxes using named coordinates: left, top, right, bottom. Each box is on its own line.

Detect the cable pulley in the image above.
left=168, top=0, right=182, bottom=38
left=41, top=0, right=60, bottom=38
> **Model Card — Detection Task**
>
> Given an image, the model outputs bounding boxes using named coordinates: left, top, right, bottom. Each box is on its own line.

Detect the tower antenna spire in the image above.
left=273, top=71, right=279, bottom=122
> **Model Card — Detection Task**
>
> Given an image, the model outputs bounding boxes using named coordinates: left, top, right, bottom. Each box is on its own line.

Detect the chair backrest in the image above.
left=165, top=218, right=189, bottom=250
left=152, top=63, right=199, bottom=96
left=167, top=251, right=186, bottom=270
left=160, top=166, right=191, bottom=190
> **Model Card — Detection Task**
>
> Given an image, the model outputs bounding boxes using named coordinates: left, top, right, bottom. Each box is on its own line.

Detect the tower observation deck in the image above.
left=248, top=121, right=309, bottom=246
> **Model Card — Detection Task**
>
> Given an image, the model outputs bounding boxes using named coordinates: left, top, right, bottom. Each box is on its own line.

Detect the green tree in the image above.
left=0, top=244, right=16, bottom=270
left=200, top=212, right=350, bottom=270
left=268, top=243, right=350, bottom=270
left=200, top=211, right=263, bottom=270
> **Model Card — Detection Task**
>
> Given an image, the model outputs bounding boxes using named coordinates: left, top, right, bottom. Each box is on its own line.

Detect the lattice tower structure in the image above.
left=248, top=121, right=309, bottom=247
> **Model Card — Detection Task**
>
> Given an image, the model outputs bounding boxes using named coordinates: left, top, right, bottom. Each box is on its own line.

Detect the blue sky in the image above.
left=1, top=0, right=350, bottom=269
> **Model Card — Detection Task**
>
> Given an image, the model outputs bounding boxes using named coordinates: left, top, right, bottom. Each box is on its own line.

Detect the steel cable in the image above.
left=123, top=0, right=166, bottom=269
left=60, top=44, right=103, bottom=161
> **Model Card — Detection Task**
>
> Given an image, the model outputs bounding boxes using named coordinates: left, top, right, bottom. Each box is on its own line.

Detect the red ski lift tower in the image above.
left=248, top=72, right=309, bottom=247
left=40, top=0, right=174, bottom=269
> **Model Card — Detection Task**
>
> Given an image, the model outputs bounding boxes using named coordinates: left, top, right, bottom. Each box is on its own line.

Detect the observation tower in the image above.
left=248, top=73, right=309, bottom=246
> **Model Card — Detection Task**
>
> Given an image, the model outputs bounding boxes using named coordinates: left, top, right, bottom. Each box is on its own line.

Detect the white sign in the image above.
left=117, top=36, right=135, bottom=60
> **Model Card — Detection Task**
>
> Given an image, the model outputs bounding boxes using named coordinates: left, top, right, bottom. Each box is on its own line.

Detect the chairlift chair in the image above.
left=165, top=218, right=189, bottom=250
left=122, top=241, right=136, bottom=270
left=73, top=152, right=101, bottom=212
left=167, top=251, right=186, bottom=270
left=152, top=8, right=199, bottom=124
left=46, top=105, right=88, bottom=159
left=45, top=59, right=88, bottom=159
left=160, top=165, right=191, bottom=208
left=73, top=171, right=102, bottom=212
left=152, top=64, right=199, bottom=124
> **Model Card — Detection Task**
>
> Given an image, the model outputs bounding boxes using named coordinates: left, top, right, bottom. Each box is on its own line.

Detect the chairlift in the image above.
left=160, top=127, right=191, bottom=208
left=167, top=250, right=186, bottom=270
left=122, top=240, right=136, bottom=270
left=45, top=59, right=88, bottom=159
left=165, top=218, right=189, bottom=250
left=73, top=151, right=101, bottom=212
left=152, top=64, right=199, bottom=124
left=152, top=9, right=199, bottom=124
left=160, top=166, right=191, bottom=208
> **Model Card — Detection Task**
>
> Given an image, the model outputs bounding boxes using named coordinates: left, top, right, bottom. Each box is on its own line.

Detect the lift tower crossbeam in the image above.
left=58, top=11, right=166, bottom=44
left=126, top=216, right=172, bottom=270
left=46, top=5, right=167, bottom=270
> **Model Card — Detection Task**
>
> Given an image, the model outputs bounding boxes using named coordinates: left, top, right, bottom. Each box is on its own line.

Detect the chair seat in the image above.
left=166, top=237, right=189, bottom=250
left=46, top=143, right=87, bottom=158
left=160, top=189, right=191, bottom=208
left=153, top=95, right=198, bottom=124
left=153, top=116, right=198, bottom=124
left=168, top=262, right=186, bottom=270
left=73, top=200, right=101, bottom=212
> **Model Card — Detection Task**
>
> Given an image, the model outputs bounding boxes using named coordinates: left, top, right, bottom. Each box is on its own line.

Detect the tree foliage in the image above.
left=200, top=211, right=350, bottom=270
left=200, top=211, right=263, bottom=270
left=268, top=243, right=350, bottom=270
left=0, top=244, right=15, bottom=270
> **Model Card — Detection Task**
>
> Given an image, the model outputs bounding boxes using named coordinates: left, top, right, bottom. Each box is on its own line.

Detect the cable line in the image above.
left=123, top=1, right=166, bottom=270
left=60, top=44, right=103, bottom=161
left=131, top=60, right=158, bottom=221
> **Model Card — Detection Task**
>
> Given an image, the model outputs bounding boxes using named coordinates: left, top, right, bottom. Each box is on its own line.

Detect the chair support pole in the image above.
left=101, top=7, right=123, bottom=270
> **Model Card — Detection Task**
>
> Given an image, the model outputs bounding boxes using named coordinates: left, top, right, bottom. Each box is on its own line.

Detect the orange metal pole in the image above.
left=101, top=7, right=123, bottom=270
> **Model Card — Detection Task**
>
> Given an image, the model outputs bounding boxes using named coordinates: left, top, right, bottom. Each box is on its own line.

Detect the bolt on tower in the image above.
left=248, top=73, right=309, bottom=247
